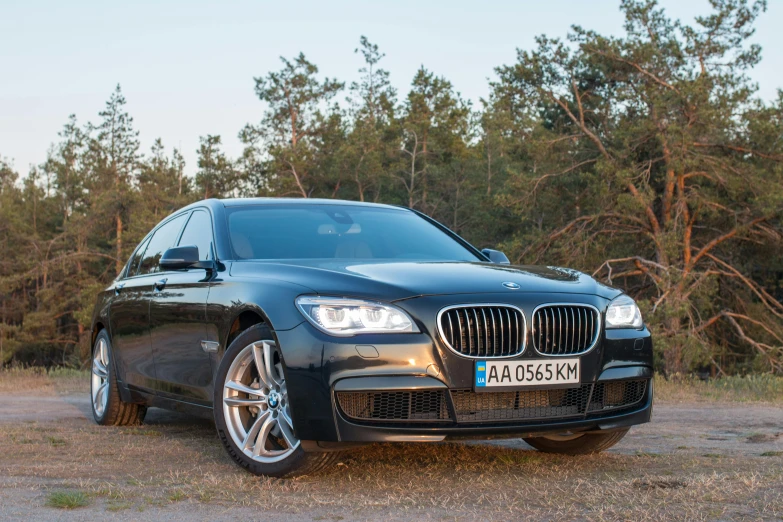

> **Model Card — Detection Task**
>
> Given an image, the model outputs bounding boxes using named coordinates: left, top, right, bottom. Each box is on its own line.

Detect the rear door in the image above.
left=149, top=209, right=216, bottom=405
left=109, top=236, right=155, bottom=392
left=110, top=213, right=188, bottom=393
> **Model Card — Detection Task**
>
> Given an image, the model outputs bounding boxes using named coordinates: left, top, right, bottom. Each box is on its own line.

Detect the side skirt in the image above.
left=118, top=381, right=214, bottom=421
left=149, top=395, right=214, bottom=420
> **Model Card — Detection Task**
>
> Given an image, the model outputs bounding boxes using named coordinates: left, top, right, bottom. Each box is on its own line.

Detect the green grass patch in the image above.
left=46, top=490, right=90, bottom=509
left=761, top=451, right=783, bottom=457
left=46, top=367, right=90, bottom=379
left=655, top=374, right=783, bottom=403
left=168, top=490, right=188, bottom=502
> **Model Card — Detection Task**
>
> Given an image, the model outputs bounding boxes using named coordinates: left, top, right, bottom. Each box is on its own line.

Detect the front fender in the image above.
left=204, top=265, right=315, bottom=357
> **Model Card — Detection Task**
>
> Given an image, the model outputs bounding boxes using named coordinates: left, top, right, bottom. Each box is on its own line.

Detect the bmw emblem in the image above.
left=502, top=282, right=521, bottom=290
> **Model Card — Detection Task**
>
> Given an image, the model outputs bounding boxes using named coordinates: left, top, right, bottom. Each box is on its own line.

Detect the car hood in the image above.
left=229, top=260, right=621, bottom=301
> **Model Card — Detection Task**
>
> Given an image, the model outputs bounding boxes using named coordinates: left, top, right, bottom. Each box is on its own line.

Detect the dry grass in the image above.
left=654, top=373, right=783, bottom=403
left=0, top=367, right=89, bottom=394
left=1, top=369, right=782, bottom=519
left=1, top=414, right=781, bottom=520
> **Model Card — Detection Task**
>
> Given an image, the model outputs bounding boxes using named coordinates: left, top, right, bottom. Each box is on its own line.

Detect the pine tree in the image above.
left=245, top=53, right=344, bottom=197
left=88, top=85, right=141, bottom=275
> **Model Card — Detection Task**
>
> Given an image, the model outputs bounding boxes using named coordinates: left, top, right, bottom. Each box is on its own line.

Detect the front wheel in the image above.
left=214, top=324, right=343, bottom=477
left=523, top=428, right=629, bottom=455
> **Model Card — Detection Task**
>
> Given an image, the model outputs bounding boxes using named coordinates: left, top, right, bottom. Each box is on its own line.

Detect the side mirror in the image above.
left=160, top=245, right=211, bottom=270
left=481, top=248, right=511, bottom=265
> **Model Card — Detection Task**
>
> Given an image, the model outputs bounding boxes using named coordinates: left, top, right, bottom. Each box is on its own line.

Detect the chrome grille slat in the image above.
left=456, top=310, right=464, bottom=353
left=481, top=308, right=489, bottom=355
left=438, top=305, right=525, bottom=358
left=570, top=307, right=576, bottom=352
left=532, top=304, right=600, bottom=356
left=465, top=309, right=473, bottom=356
left=498, top=304, right=506, bottom=353
left=544, top=308, right=550, bottom=353
left=472, top=308, right=481, bottom=355
left=556, top=307, right=561, bottom=354
left=446, top=313, right=454, bottom=350
left=489, top=308, right=497, bottom=357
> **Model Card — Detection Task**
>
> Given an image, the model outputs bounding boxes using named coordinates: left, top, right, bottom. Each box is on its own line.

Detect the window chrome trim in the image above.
left=530, top=303, right=602, bottom=357
left=435, top=303, right=527, bottom=360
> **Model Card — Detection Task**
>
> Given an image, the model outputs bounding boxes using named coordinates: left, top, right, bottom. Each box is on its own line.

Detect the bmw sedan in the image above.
left=89, top=198, right=653, bottom=477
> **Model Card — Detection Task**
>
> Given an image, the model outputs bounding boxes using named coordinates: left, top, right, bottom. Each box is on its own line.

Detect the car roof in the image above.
left=166, top=198, right=412, bottom=225
left=215, top=197, right=405, bottom=210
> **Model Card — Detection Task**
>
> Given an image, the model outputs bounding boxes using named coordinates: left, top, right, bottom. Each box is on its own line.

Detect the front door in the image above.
left=149, top=209, right=216, bottom=405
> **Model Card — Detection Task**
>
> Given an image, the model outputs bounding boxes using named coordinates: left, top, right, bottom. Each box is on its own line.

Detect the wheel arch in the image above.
left=91, top=321, right=106, bottom=347
left=224, top=308, right=269, bottom=352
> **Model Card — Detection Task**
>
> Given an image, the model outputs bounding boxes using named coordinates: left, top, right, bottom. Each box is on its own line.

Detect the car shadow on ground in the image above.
left=62, top=393, right=215, bottom=429
left=57, top=392, right=550, bottom=468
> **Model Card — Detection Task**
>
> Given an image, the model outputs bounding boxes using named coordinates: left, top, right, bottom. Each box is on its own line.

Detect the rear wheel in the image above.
left=523, top=428, right=629, bottom=455
left=90, top=330, right=146, bottom=426
left=214, top=324, right=344, bottom=477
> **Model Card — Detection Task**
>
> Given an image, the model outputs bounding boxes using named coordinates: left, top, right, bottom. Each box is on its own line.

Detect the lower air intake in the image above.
left=336, top=390, right=450, bottom=422
left=451, top=384, right=592, bottom=422
left=335, top=380, right=648, bottom=424
left=587, top=380, right=647, bottom=413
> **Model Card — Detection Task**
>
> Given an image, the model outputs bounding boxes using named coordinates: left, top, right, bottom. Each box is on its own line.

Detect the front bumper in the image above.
left=332, top=372, right=652, bottom=442
left=276, top=293, right=654, bottom=443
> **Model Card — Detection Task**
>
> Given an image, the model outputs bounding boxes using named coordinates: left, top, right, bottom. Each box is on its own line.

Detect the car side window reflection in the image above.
left=177, top=210, right=214, bottom=261
left=125, top=236, right=151, bottom=278
left=137, top=214, right=188, bottom=275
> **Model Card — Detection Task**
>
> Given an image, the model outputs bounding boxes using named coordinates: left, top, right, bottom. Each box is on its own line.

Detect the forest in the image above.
left=0, top=0, right=781, bottom=375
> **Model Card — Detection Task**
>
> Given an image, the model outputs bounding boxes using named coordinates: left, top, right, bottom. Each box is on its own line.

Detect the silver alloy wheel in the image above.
left=223, top=340, right=299, bottom=463
left=91, top=337, right=110, bottom=417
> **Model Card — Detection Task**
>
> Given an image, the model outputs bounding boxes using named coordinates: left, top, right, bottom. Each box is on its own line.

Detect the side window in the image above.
left=177, top=210, right=214, bottom=261
left=125, top=236, right=151, bottom=278
left=138, top=214, right=188, bottom=275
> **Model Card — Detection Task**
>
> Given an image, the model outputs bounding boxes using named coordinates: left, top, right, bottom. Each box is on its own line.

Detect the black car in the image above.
left=89, top=198, right=653, bottom=476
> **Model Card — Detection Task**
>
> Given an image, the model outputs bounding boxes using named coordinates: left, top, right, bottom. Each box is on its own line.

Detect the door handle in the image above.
left=114, top=283, right=125, bottom=296
left=153, top=278, right=168, bottom=292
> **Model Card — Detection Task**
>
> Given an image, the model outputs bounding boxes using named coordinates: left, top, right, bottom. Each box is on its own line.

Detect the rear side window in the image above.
left=138, top=214, right=188, bottom=274
left=125, top=236, right=151, bottom=277
left=178, top=210, right=214, bottom=261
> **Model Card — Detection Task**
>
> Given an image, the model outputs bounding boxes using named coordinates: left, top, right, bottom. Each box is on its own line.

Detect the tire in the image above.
left=214, top=323, right=345, bottom=477
left=523, top=428, right=630, bottom=455
left=90, top=330, right=147, bottom=426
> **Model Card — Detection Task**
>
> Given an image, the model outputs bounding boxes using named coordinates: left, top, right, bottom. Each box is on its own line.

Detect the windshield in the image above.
left=226, top=204, right=482, bottom=262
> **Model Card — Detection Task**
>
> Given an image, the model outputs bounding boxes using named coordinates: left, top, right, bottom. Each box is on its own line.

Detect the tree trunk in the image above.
left=116, top=212, right=123, bottom=275
left=663, top=315, right=685, bottom=376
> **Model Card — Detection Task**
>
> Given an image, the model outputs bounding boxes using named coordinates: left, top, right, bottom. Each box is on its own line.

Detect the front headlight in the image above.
left=605, top=295, right=644, bottom=329
left=295, top=296, right=420, bottom=336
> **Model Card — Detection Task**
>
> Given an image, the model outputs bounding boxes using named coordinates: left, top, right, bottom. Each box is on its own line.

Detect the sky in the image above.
left=1, top=0, right=781, bottom=176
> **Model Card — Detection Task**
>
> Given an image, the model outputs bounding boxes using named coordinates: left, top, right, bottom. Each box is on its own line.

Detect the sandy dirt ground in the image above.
left=0, top=386, right=781, bottom=521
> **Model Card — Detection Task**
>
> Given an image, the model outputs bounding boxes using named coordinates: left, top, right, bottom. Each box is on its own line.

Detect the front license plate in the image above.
left=475, top=358, right=580, bottom=391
